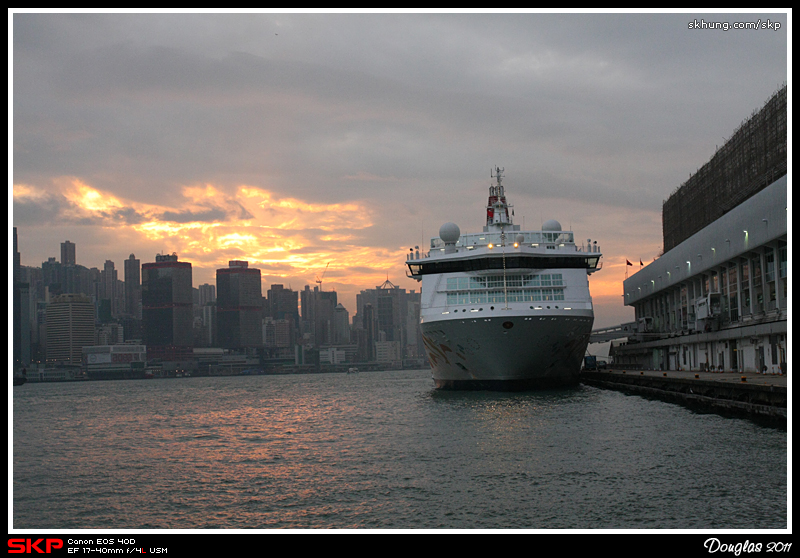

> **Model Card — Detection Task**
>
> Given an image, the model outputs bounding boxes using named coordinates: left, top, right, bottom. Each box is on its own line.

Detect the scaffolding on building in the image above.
left=662, top=84, right=787, bottom=252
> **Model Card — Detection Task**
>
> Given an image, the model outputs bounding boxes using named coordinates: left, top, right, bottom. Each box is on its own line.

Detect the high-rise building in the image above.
left=301, top=285, right=337, bottom=347
left=333, top=303, right=350, bottom=345
left=124, top=254, right=141, bottom=319
left=216, top=261, right=262, bottom=348
left=14, top=282, right=31, bottom=367
left=42, top=257, right=62, bottom=295
left=142, top=253, right=193, bottom=361
left=267, top=284, right=298, bottom=321
left=45, top=294, right=95, bottom=364
left=198, top=283, right=216, bottom=306
left=13, top=227, right=21, bottom=282
left=356, top=279, right=422, bottom=360
left=61, top=240, right=76, bottom=266
left=266, top=284, right=298, bottom=348
left=13, top=227, right=31, bottom=366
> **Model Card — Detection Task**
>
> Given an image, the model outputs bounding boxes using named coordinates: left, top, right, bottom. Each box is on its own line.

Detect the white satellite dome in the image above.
left=439, top=222, right=461, bottom=243
left=542, top=219, right=562, bottom=232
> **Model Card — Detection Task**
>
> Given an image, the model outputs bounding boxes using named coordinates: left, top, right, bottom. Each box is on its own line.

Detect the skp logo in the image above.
left=8, top=539, right=64, bottom=554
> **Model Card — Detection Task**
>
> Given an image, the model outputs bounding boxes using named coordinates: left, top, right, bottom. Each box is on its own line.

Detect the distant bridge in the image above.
left=589, top=322, right=637, bottom=344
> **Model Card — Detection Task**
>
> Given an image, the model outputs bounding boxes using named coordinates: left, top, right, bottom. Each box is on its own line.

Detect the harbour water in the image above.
left=12, top=369, right=787, bottom=530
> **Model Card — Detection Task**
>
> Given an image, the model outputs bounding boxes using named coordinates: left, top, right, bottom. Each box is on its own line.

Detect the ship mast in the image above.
left=487, top=167, right=513, bottom=309
left=486, top=166, right=513, bottom=231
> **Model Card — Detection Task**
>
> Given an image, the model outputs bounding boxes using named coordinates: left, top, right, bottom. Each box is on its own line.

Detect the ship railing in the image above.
left=430, top=231, right=575, bottom=250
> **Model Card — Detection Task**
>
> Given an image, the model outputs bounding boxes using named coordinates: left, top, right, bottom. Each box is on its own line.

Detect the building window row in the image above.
left=634, top=244, right=786, bottom=335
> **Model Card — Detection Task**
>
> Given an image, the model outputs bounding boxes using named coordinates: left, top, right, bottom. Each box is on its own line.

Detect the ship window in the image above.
left=487, top=277, right=504, bottom=289
left=524, top=275, right=540, bottom=287
left=488, top=291, right=505, bottom=303
left=507, top=290, right=524, bottom=302
left=470, top=291, right=487, bottom=304
left=469, top=276, right=486, bottom=289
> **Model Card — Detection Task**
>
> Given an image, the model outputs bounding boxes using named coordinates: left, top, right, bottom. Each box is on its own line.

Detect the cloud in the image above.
left=11, top=12, right=788, bottom=321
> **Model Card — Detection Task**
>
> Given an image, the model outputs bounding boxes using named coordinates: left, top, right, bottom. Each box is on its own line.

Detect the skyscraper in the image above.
left=61, top=240, right=76, bottom=266
left=198, top=283, right=216, bottom=306
left=124, top=254, right=141, bottom=319
left=301, top=285, right=337, bottom=347
left=216, top=261, right=262, bottom=348
left=333, top=303, right=350, bottom=345
left=14, top=227, right=20, bottom=282
left=142, top=253, right=193, bottom=361
left=46, top=294, right=95, bottom=364
left=266, top=284, right=298, bottom=348
left=356, top=279, right=422, bottom=360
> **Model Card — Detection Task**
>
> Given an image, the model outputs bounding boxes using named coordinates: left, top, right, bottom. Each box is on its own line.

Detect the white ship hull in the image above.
left=421, top=311, right=593, bottom=390
left=406, top=167, right=602, bottom=391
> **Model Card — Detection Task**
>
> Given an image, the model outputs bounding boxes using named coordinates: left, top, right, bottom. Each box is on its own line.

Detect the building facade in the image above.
left=45, top=294, right=95, bottom=364
left=617, top=177, right=787, bottom=373
left=216, top=260, right=262, bottom=349
left=124, top=254, right=141, bottom=319
left=614, top=87, right=787, bottom=374
left=142, top=253, right=193, bottom=361
left=356, top=279, right=422, bottom=361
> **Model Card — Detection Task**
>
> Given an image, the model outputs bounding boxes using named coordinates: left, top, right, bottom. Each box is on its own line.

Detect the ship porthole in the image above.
left=502, top=321, right=514, bottom=329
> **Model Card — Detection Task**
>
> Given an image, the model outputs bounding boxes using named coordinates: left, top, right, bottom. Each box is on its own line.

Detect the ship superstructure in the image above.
left=406, top=168, right=602, bottom=390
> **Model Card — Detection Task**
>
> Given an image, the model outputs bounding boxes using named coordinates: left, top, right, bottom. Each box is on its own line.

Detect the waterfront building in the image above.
left=333, top=303, right=350, bottom=345
left=82, top=344, right=147, bottom=380
left=124, top=254, right=141, bottom=319
left=45, top=294, right=95, bottom=365
left=301, top=285, right=337, bottom=347
left=142, top=253, right=193, bottom=361
left=216, top=260, right=262, bottom=348
left=356, top=279, right=422, bottom=360
left=263, top=317, right=294, bottom=351
left=14, top=227, right=21, bottom=282
left=13, top=281, right=31, bottom=367
left=614, top=87, right=787, bottom=374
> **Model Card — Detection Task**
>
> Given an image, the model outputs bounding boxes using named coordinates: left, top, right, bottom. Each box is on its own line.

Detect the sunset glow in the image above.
left=13, top=176, right=409, bottom=311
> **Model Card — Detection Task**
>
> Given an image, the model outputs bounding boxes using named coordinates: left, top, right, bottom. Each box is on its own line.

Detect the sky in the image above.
left=10, top=10, right=790, bottom=332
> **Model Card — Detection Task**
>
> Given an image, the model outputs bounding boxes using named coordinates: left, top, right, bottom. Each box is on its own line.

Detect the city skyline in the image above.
left=11, top=11, right=789, bottom=328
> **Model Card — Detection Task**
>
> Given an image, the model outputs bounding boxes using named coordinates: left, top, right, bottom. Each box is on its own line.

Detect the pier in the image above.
left=580, top=368, right=786, bottom=424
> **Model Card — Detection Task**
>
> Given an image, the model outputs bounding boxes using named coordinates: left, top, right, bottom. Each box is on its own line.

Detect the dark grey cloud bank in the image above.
left=14, top=13, right=786, bottom=209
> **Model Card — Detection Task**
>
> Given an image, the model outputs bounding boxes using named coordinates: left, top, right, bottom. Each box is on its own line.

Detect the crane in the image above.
left=315, top=262, right=331, bottom=290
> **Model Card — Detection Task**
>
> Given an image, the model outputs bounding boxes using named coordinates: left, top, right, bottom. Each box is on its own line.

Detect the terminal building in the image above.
left=613, top=86, right=787, bottom=374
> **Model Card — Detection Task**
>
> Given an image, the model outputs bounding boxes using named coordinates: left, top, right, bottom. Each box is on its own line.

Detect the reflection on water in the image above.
left=13, top=370, right=787, bottom=529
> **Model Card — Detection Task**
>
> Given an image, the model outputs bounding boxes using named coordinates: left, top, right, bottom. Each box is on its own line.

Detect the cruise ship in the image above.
left=406, top=168, right=602, bottom=390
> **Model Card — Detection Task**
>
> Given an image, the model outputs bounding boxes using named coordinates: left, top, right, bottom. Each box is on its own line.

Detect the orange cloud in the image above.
left=13, top=178, right=413, bottom=312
